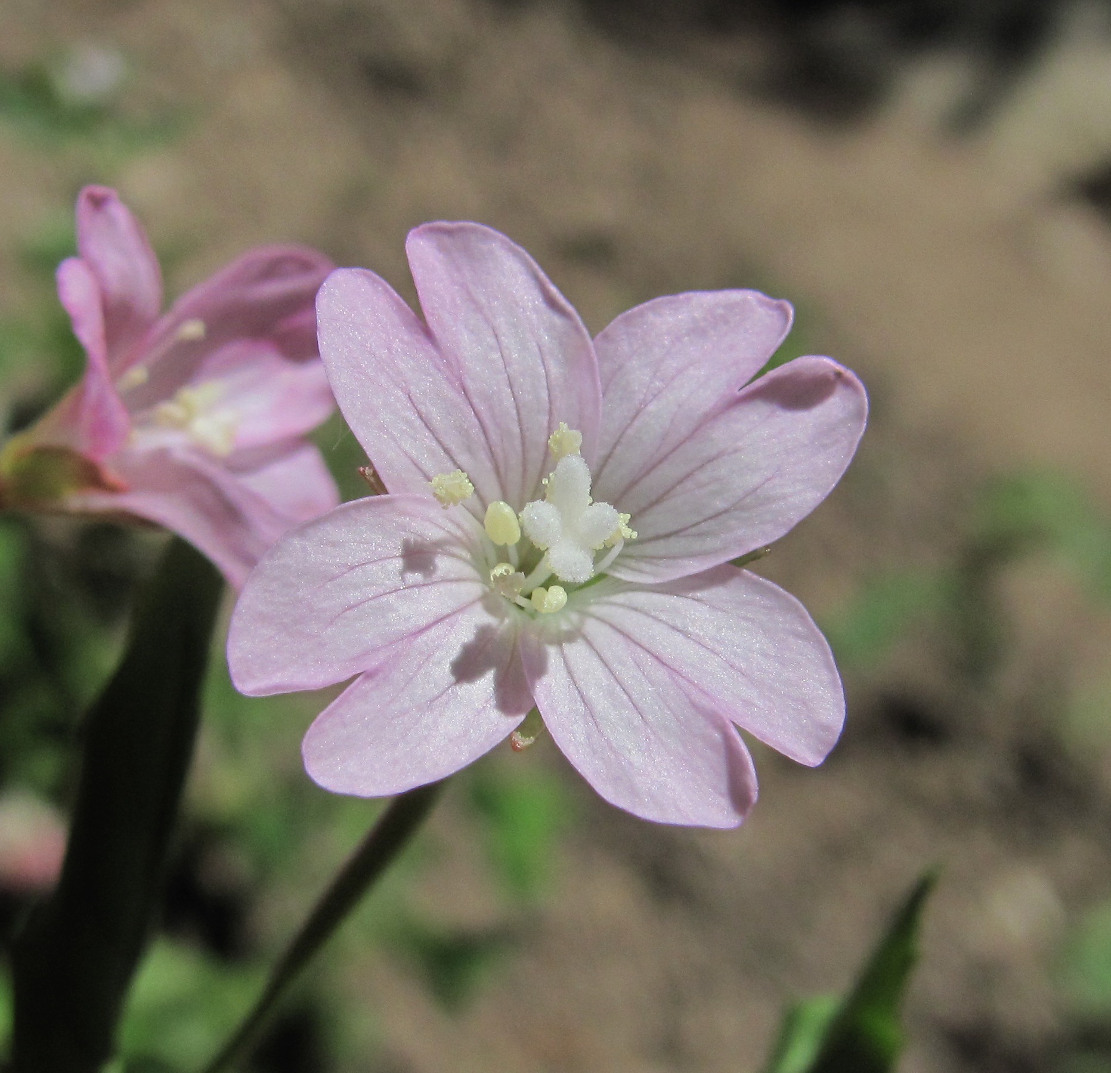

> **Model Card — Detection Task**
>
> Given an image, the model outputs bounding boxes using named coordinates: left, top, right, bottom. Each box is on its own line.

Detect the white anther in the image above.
left=530, top=586, right=567, bottom=614
left=429, top=469, right=474, bottom=508
left=484, top=500, right=521, bottom=546
left=547, top=423, right=582, bottom=460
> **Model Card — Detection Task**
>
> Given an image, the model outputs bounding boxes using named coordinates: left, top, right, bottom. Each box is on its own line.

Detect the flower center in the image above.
left=429, top=423, right=635, bottom=615
left=133, top=380, right=239, bottom=457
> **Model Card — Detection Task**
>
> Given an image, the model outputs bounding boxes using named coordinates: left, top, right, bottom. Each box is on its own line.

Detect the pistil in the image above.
left=428, top=426, right=635, bottom=617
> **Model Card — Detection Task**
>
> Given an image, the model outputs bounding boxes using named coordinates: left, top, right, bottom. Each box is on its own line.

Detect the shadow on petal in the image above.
left=723, top=723, right=760, bottom=818
left=400, top=535, right=455, bottom=579
left=450, top=619, right=534, bottom=716
left=744, top=361, right=843, bottom=410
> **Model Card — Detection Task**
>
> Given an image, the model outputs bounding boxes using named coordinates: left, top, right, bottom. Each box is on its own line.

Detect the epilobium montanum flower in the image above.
left=0, top=186, right=339, bottom=588
left=228, top=222, right=868, bottom=827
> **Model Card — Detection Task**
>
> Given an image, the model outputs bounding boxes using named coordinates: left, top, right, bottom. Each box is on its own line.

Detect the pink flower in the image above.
left=227, top=223, right=867, bottom=827
left=0, top=186, right=339, bottom=588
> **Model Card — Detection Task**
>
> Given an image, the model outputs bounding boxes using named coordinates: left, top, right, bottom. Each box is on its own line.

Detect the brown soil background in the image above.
left=4, top=2, right=1111, bottom=1071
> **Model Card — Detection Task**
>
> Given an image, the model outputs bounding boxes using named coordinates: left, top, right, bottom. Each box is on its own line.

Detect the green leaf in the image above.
left=1059, top=899, right=1111, bottom=1020
left=761, top=996, right=841, bottom=1073
left=116, top=940, right=263, bottom=1073
left=821, top=571, right=950, bottom=671
left=974, top=471, right=1111, bottom=601
left=10, top=537, right=223, bottom=1073
left=467, top=764, right=571, bottom=901
left=763, top=872, right=936, bottom=1073
left=389, top=920, right=510, bottom=1011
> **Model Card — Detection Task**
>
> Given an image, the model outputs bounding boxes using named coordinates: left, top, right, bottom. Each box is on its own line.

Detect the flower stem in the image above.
left=199, top=780, right=447, bottom=1073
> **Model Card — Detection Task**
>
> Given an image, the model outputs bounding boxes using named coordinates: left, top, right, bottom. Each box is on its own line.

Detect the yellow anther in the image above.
left=510, top=708, right=545, bottom=751
left=152, top=383, right=236, bottom=456
left=547, top=423, right=582, bottom=460
left=117, top=365, right=149, bottom=391
left=489, top=563, right=525, bottom=597
left=430, top=469, right=474, bottom=508
left=604, top=512, right=637, bottom=547
left=175, top=318, right=207, bottom=342
left=530, top=585, right=567, bottom=614
left=484, top=500, right=521, bottom=546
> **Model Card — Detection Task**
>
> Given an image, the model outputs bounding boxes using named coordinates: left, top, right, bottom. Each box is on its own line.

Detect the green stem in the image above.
left=200, top=780, right=447, bottom=1073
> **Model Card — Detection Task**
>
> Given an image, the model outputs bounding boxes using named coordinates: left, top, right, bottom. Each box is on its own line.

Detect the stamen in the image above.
left=521, top=558, right=553, bottom=593
left=152, top=383, right=236, bottom=456
left=530, top=586, right=567, bottom=614
left=175, top=318, right=207, bottom=342
left=358, top=465, right=388, bottom=495
left=117, top=365, right=149, bottom=391
left=484, top=501, right=521, bottom=546
left=510, top=708, right=546, bottom=751
left=489, top=562, right=526, bottom=598
left=593, top=539, right=623, bottom=576
left=547, top=422, right=582, bottom=459
left=604, top=513, right=637, bottom=547
left=429, top=469, right=474, bottom=508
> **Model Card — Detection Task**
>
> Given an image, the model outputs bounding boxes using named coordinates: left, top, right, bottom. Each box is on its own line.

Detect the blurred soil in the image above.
left=4, top=1, right=1111, bottom=1071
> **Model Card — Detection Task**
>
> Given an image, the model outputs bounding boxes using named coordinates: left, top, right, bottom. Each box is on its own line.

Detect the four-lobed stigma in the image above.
left=428, top=424, right=635, bottom=614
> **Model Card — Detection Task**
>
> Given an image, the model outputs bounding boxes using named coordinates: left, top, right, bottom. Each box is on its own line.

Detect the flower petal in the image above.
left=571, top=567, right=845, bottom=765
left=73, top=186, right=163, bottom=366
left=315, top=268, right=498, bottom=508
left=593, top=289, right=792, bottom=494
left=520, top=614, right=759, bottom=828
left=230, top=440, right=340, bottom=530
left=120, top=246, right=333, bottom=409
left=73, top=448, right=282, bottom=589
left=601, top=356, right=867, bottom=583
left=45, top=257, right=130, bottom=459
left=227, top=494, right=493, bottom=692
left=302, top=612, right=530, bottom=797
left=406, top=222, right=602, bottom=507
left=186, top=340, right=337, bottom=450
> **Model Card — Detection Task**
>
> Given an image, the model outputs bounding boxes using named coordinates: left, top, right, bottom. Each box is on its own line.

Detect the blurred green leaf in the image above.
left=0, top=967, right=11, bottom=1059
left=1060, top=899, right=1111, bottom=1020
left=975, top=471, right=1111, bottom=601
left=390, top=920, right=510, bottom=1012
left=116, top=940, right=263, bottom=1073
left=821, top=571, right=950, bottom=671
left=0, top=520, right=29, bottom=669
left=0, top=54, right=182, bottom=152
left=467, top=763, right=571, bottom=901
left=763, top=872, right=935, bottom=1073
left=311, top=411, right=373, bottom=502
left=761, top=996, right=841, bottom=1073
left=10, top=537, right=223, bottom=1073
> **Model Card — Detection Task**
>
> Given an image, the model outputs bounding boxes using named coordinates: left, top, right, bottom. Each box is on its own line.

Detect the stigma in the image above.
left=520, top=453, right=621, bottom=585
left=429, top=425, right=634, bottom=614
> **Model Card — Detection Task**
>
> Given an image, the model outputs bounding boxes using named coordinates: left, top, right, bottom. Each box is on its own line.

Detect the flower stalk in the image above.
left=200, top=780, right=446, bottom=1073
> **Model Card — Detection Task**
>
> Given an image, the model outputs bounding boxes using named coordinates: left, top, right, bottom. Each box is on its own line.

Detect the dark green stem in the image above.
left=11, top=537, right=223, bottom=1073
left=200, top=780, right=447, bottom=1073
